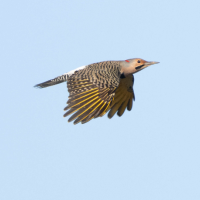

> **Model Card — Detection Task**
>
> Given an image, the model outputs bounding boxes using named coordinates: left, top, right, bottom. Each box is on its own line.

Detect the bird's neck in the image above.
left=121, top=65, right=137, bottom=77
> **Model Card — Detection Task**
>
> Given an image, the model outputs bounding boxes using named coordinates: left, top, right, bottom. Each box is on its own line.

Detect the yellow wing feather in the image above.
left=64, top=74, right=134, bottom=124
left=108, top=74, right=134, bottom=118
left=64, top=78, right=116, bottom=124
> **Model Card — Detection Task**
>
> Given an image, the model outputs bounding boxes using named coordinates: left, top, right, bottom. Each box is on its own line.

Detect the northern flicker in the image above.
left=35, top=58, right=159, bottom=124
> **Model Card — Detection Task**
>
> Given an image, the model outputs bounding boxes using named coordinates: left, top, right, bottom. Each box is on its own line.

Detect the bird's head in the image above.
left=121, top=58, right=159, bottom=77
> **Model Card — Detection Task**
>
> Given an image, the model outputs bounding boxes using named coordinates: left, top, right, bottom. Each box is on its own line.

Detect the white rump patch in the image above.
left=64, top=65, right=86, bottom=77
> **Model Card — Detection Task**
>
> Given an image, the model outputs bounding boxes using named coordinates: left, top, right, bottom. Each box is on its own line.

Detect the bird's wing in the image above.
left=63, top=75, right=118, bottom=125
left=107, top=74, right=135, bottom=118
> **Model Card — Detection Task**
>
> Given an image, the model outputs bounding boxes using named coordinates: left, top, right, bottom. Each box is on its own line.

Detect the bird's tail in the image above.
left=34, top=74, right=68, bottom=88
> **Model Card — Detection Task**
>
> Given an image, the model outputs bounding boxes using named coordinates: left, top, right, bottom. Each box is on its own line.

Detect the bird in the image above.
left=35, top=58, right=159, bottom=124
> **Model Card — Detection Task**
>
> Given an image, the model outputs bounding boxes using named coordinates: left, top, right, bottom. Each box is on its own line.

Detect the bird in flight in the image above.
left=35, top=58, right=159, bottom=124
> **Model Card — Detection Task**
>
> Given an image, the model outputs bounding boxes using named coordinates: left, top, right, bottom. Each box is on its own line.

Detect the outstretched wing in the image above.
left=107, top=74, right=135, bottom=118
left=63, top=77, right=117, bottom=124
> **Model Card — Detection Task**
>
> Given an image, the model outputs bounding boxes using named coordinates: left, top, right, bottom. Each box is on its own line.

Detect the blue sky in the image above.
left=1, top=0, right=200, bottom=199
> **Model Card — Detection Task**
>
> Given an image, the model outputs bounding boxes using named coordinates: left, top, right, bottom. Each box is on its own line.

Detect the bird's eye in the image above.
left=137, top=60, right=141, bottom=63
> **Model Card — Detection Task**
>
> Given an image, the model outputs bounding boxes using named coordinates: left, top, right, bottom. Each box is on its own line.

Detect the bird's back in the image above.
left=68, top=61, right=122, bottom=89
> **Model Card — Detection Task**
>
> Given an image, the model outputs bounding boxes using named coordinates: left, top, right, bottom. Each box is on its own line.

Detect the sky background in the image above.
left=1, top=0, right=200, bottom=199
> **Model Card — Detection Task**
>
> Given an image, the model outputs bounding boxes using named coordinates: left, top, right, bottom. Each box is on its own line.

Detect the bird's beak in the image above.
left=144, top=61, right=160, bottom=67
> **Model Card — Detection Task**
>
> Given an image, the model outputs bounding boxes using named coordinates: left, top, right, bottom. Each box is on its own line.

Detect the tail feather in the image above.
left=34, top=65, right=87, bottom=88
left=34, top=74, right=68, bottom=88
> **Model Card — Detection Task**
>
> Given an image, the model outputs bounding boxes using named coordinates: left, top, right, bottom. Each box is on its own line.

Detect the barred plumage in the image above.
left=35, top=58, right=159, bottom=124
